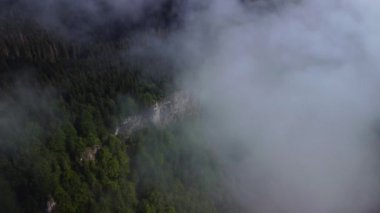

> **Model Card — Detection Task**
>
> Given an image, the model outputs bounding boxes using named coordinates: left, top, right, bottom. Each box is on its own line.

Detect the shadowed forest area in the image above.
left=0, top=6, right=235, bottom=212
left=4, top=0, right=377, bottom=212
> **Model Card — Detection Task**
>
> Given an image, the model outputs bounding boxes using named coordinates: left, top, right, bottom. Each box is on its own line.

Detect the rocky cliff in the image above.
left=115, top=91, right=197, bottom=139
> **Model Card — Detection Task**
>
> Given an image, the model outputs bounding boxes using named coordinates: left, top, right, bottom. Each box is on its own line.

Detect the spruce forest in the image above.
left=0, top=1, right=233, bottom=212
left=3, top=0, right=380, bottom=212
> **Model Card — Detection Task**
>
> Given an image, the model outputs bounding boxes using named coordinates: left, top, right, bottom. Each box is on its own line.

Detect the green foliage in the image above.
left=0, top=21, right=232, bottom=213
left=128, top=122, right=229, bottom=213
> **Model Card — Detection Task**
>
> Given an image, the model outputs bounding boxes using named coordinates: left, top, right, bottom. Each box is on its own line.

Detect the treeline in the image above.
left=0, top=21, right=233, bottom=212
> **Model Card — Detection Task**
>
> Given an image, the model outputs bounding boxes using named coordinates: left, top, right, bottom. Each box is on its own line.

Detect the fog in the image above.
left=0, top=77, right=56, bottom=152
left=3, top=0, right=380, bottom=212
left=0, top=0, right=173, bottom=40
left=170, top=0, right=380, bottom=212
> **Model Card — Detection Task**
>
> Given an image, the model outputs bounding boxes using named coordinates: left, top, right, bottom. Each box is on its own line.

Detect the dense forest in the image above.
left=0, top=11, right=234, bottom=212
left=5, top=0, right=379, bottom=212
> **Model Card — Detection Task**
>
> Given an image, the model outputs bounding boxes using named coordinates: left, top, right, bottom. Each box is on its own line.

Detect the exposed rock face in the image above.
left=115, top=115, right=146, bottom=139
left=151, top=91, right=196, bottom=127
left=46, top=197, right=56, bottom=213
left=80, top=145, right=101, bottom=162
left=116, top=91, right=196, bottom=139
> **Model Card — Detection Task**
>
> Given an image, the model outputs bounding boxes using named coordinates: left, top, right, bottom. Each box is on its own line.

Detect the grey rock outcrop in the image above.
left=80, top=145, right=101, bottom=162
left=46, top=197, right=56, bottom=213
left=115, top=91, right=196, bottom=139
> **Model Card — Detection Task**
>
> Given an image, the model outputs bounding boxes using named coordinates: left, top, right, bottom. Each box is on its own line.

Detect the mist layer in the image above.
left=175, top=0, right=380, bottom=212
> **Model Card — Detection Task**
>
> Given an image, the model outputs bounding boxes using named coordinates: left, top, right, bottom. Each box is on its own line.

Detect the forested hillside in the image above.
left=0, top=18, right=233, bottom=212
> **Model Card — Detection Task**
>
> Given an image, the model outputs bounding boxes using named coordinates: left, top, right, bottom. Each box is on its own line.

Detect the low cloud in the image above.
left=0, top=0, right=177, bottom=40
left=168, top=0, right=380, bottom=212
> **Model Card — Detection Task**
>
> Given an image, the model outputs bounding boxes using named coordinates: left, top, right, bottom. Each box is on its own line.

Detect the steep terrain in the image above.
left=0, top=18, right=232, bottom=212
left=116, top=91, right=197, bottom=139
